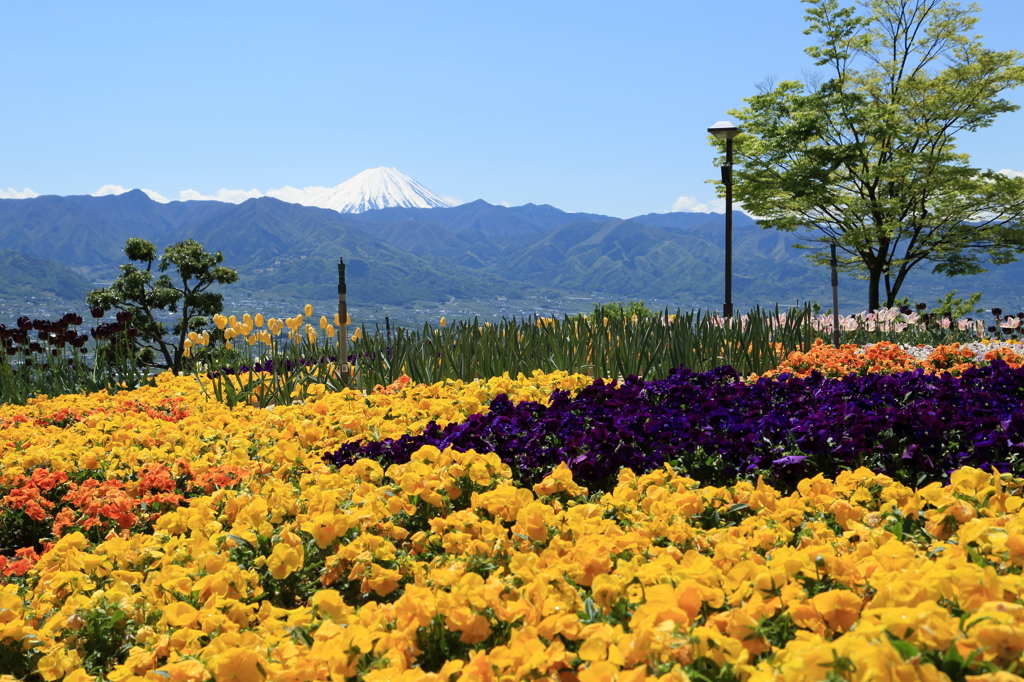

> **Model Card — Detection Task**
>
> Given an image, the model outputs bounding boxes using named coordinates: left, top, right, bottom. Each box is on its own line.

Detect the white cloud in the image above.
left=92, top=185, right=169, bottom=203
left=265, top=185, right=328, bottom=205
left=93, top=184, right=131, bottom=197
left=440, top=195, right=463, bottom=207
left=141, top=189, right=170, bottom=203
left=1000, top=168, right=1024, bottom=179
left=0, top=187, right=39, bottom=199
left=179, top=188, right=263, bottom=203
left=671, top=195, right=726, bottom=213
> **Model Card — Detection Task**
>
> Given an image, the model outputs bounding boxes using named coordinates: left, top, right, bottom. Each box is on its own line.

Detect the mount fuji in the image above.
left=309, top=167, right=455, bottom=213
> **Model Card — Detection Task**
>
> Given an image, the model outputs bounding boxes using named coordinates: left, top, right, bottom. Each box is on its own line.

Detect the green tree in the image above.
left=591, top=299, right=657, bottom=320
left=86, top=238, right=238, bottom=374
left=723, top=0, right=1024, bottom=310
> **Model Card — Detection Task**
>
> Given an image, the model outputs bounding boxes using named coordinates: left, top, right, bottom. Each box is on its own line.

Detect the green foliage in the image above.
left=590, top=299, right=657, bottom=320
left=196, top=305, right=818, bottom=407
left=724, top=0, right=1024, bottom=311
left=87, top=238, right=238, bottom=374
left=932, top=290, right=984, bottom=319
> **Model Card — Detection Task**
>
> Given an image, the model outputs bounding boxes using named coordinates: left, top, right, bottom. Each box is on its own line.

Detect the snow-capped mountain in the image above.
left=310, top=167, right=454, bottom=213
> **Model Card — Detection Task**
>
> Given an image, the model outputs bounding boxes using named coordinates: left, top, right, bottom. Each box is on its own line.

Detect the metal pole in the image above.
left=831, top=242, right=840, bottom=348
left=723, top=137, right=733, bottom=319
left=337, top=257, right=350, bottom=383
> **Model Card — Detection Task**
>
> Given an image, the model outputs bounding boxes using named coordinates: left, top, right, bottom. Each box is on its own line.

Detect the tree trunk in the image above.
left=867, top=268, right=883, bottom=312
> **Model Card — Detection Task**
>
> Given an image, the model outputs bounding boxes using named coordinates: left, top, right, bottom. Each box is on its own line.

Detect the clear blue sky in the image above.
left=2, top=0, right=1023, bottom=218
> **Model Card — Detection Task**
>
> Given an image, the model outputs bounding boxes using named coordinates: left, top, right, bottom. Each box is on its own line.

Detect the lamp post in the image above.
left=708, top=120, right=740, bottom=318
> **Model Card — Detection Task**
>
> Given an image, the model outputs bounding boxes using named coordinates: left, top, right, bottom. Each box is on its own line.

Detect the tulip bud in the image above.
left=304, top=304, right=313, bottom=317
left=326, top=325, right=336, bottom=338
left=352, top=327, right=363, bottom=341
left=440, top=316, right=447, bottom=327
left=214, top=314, right=227, bottom=330
left=255, top=313, right=264, bottom=328
left=229, top=315, right=238, bottom=327
left=243, top=313, right=253, bottom=327
left=333, top=313, right=340, bottom=326
left=319, top=316, right=328, bottom=330
left=90, top=307, right=104, bottom=319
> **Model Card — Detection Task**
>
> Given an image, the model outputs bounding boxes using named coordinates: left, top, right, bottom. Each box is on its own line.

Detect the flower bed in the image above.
left=3, top=368, right=1024, bottom=680
left=328, top=359, right=1024, bottom=492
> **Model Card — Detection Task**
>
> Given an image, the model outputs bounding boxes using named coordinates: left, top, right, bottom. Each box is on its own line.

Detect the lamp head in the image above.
left=708, top=121, right=740, bottom=140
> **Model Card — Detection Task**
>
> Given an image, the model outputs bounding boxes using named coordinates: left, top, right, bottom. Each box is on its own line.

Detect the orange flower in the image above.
left=811, top=589, right=862, bottom=632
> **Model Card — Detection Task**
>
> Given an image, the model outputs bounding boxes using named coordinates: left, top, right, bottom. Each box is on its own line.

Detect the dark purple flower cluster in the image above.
left=323, top=362, right=1024, bottom=491
left=1, top=314, right=91, bottom=358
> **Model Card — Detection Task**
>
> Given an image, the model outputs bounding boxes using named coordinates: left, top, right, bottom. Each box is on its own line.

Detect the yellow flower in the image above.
left=440, top=316, right=447, bottom=327
left=254, top=312, right=264, bottom=327
left=812, top=589, right=862, bottom=633
left=304, top=303, right=313, bottom=316
left=267, top=542, right=303, bottom=580
left=319, top=315, right=328, bottom=330
left=591, top=574, right=625, bottom=610
left=352, top=327, right=363, bottom=341
left=161, top=602, right=199, bottom=628
left=207, top=647, right=265, bottom=682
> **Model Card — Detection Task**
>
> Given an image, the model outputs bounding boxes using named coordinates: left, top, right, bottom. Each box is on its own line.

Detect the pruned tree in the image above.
left=87, top=238, right=238, bottom=374
left=723, top=0, right=1024, bottom=310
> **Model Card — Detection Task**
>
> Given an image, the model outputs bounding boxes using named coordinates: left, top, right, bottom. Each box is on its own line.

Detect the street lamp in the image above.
left=708, top=120, right=740, bottom=318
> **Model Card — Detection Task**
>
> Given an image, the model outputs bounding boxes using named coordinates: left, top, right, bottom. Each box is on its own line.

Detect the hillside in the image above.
left=2, top=191, right=1023, bottom=312
left=0, top=250, right=95, bottom=301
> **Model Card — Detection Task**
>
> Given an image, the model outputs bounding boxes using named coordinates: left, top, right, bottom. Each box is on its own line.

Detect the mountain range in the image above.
left=2, top=189, right=1023, bottom=313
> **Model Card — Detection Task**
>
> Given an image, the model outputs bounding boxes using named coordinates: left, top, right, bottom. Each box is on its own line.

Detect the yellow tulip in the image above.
left=440, top=316, right=447, bottom=327
left=243, top=313, right=252, bottom=327
left=229, top=315, right=238, bottom=327
left=326, top=324, right=336, bottom=338
left=213, top=314, right=227, bottom=330
left=352, top=327, right=363, bottom=341
left=254, top=313, right=264, bottom=327
left=319, top=315, right=328, bottom=330
left=304, top=303, right=313, bottom=317
left=334, top=312, right=340, bottom=326
left=347, top=312, right=351, bottom=324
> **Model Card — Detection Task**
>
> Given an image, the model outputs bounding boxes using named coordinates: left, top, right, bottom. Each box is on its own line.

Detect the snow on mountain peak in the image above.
left=310, top=167, right=454, bottom=213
